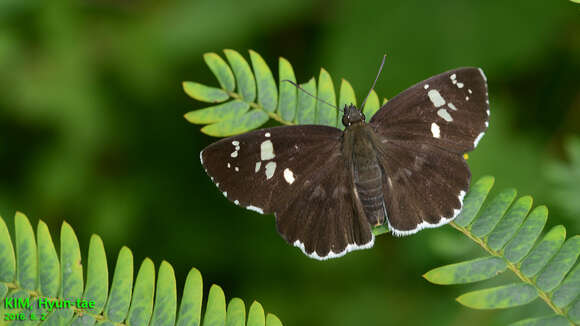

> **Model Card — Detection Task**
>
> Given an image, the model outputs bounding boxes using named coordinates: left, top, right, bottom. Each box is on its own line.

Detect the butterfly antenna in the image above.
left=360, top=54, right=386, bottom=110
left=283, top=80, right=342, bottom=112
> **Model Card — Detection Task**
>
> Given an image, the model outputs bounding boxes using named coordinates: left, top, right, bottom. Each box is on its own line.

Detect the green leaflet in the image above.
left=569, top=299, right=580, bottom=323
left=204, top=52, right=235, bottom=92
left=201, top=110, right=269, bottom=137
left=423, top=257, right=507, bottom=285
left=552, top=262, right=580, bottom=308
left=487, top=196, right=533, bottom=251
left=104, top=247, right=134, bottom=322
left=362, top=90, right=380, bottom=122
left=508, top=315, right=569, bottom=326
left=183, top=82, right=229, bottom=103
left=338, top=79, right=357, bottom=131
left=247, top=301, right=265, bottom=326
left=520, top=225, right=566, bottom=278
left=226, top=298, right=246, bottom=326
left=0, top=213, right=284, bottom=325
left=203, top=285, right=226, bottom=326
left=37, top=220, right=60, bottom=297
left=61, top=221, right=84, bottom=301
left=536, top=235, right=580, bottom=292
left=503, top=205, right=548, bottom=263
left=126, top=258, right=155, bottom=325
left=277, top=57, right=297, bottom=123
left=0, top=217, right=15, bottom=282
left=184, top=100, right=250, bottom=125
left=469, top=188, right=517, bottom=237
left=150, top=261, right=177, bottom=326
left=250, top=50, right=278, bottom=113
left=456, top=283, right=537, bottom=309
left=454, top=176, right=495, bottom=227
left=224, top=49, right=256, bottom=102
left=316, top=68, right=337, bottom=127
left=295, top=78, right=316, bottom=125
left=15, top=211, right=37, bottom=291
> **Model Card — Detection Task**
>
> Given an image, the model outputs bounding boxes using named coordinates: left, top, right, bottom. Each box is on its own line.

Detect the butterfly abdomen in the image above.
left=346, top=124, right=386, bottom=226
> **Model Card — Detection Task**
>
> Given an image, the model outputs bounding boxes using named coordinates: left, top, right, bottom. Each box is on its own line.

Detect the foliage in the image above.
left=0, top=212, right=283, bottom=326
left=183, top=49, right=386, bottom=137
left=424, top=177, right=580, bottom=326
left=545, top=137, right=580, bottom=220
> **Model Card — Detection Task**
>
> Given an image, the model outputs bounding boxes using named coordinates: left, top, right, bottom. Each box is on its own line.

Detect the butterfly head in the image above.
left=341, top=104, right=366, bottom=127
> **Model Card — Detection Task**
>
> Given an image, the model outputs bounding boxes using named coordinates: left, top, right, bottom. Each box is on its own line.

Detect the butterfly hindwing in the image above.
left=200, top=125, right=374, bottom=259
left=370, top=67, right=489, bottom=153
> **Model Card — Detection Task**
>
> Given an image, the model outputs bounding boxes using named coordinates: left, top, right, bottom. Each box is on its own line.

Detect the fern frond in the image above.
left=424, top=176, right=580, bottom=325
left=183, top=49, right=384, bottom=137
left=0, top=212, right=284, bottom=325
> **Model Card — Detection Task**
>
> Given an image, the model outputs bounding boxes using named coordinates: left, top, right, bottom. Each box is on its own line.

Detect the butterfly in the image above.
left=200, top=59, right=490, bottom=260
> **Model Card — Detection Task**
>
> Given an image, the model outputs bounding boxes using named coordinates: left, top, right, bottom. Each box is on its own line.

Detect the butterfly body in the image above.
left=201, top=67, right=490, bottom=260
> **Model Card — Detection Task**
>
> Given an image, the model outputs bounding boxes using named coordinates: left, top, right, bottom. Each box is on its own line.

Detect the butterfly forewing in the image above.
left=200, top=125, right=374, bottom=259
left=371, top=67, right=489, bottom=153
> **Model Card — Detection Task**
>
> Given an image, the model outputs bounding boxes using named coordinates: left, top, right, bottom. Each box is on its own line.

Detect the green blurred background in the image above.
left=1, top=1, right=579, bottom=325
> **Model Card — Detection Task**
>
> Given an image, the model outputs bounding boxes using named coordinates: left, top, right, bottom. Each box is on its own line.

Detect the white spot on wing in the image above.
left=292, top=235, right=375, bottom=260
left=199, top=151, right=204, bottom=164
left=388, top=190, right=466, bottom=236
left=234, top=200, right=239, bottom=205
left=468, top=88, right=472, bottom=94
left=424, top=84, right=429, bottom=89
left=283, top=168, right=295, bottom=184
left=232, top=140, right=239, bottom=146
left=230, top=151, right=238, bottom=158
left=247, top=205, right=264, bottom=214
left=430, top=122, right=441, bottom=138
left=222, top=191, right=227, bottom=198
left=235, top=166, right=239, bottom=172
left=265, top=132, right=271, bottom=137
left=255, top=161, right=261, bottom=173
left=450, top=73, right=457, bottom=81
left=437, top=109, right=453, bottom=122
left=260, top=140, right=275, bottom=160
left=456, top=82, right=464, bottom=88
left=427, top=89, right=446, bottom=108
left=265, top=161, right=276, bottom=179
left=465, top=96, right=470, bottom=101
left=447, top=103, right=457, bottom=111
left=474, top=132, right=485, bottom=147
left=227, top=163, right=231, bottom=168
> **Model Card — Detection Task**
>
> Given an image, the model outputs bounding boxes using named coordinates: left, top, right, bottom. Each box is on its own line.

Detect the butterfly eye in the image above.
left=342, top=115, right=350, bottom=126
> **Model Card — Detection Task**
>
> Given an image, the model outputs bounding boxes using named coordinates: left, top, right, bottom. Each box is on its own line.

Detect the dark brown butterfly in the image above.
left=201, top=61, right=489, bottom=260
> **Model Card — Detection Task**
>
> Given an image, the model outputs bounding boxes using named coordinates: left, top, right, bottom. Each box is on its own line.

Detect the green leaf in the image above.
left=569, top=298, right=580, bottom=324
left=61, top=221, right=84, bottom=300
left=105, top=247, right=134, bottom=322
left=520, top=225, right=566, bottom=278
left=266, top=314, right=283, bottom=326
left=224, top=49, right=256, bottom=102
left=201, top=110, right=269, bottom=137
left=535, top=235, right=580, bottom=292
left=469, top=188, right=517, bottom=237
left=150, top=261, right=177, bottom=326
left=183, top=82, right=229, bottom=103
left=316, top=68, right=337, bottom=127
left=126, top=258, right=155, bottom=326
left=184, top=100, right=250, bottom=125
left=226, top=298, right=246, bottom=326
left=204, top=52, right=235, bottom=92
left=295, top=78, right=316, bottom=125
left=503, top=205, right=548, bottom=263
left=552, top=262, right=580, bottom=308
left=338, top=78, right=357, bottom=109
left=454, top=176, right=495, bottom=227
left=203, top=285, right=226, bottom=326
left=509, top=315, right=569, bottom=326
left=277, top=57, right=297, bottom=123
left=362, top=90, right=380, bottom=122
left=176, top=268, right=203, bottom=326
left=423, top=257, right=507, bottom=285
left=456, top=283, right=537, bottom=309
left=0, top=216, right=15, bottom=282
left=247, top=301, right=265, bottom=326
left=487, top=196, right=533, bottom=251
left=37, top=220, right=59, bottom=297
left=15, top=211, right=37, bottom=291
left=83, top=234, right=108, bottom=314
left=250, top=50, right=277, bottom=113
